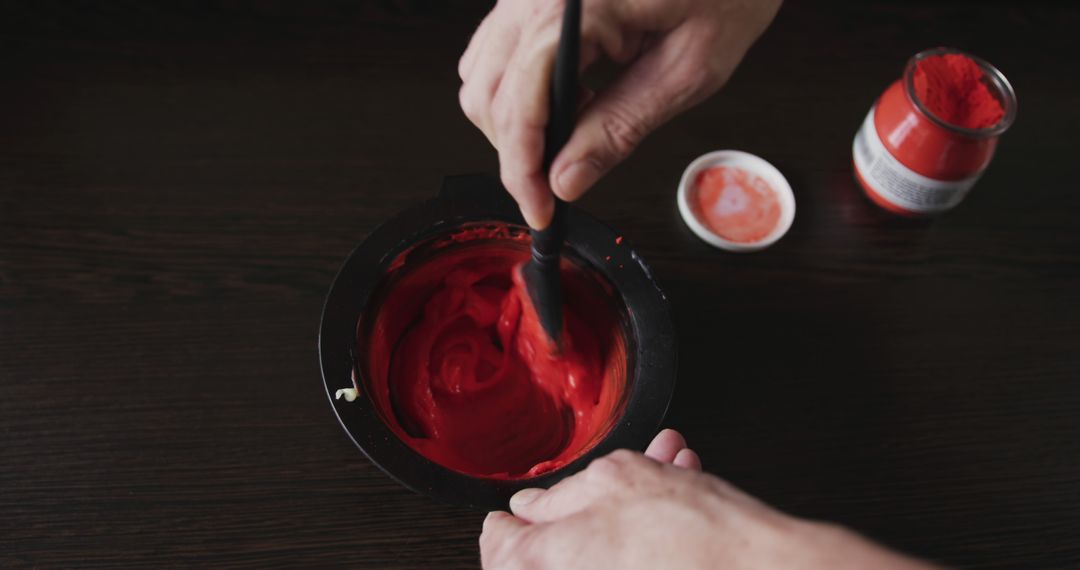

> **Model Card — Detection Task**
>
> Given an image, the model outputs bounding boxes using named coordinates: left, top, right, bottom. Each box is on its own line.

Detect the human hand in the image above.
left=480, top=429, right=937, bottom=570
left=458, top=0, right=782, bottom=229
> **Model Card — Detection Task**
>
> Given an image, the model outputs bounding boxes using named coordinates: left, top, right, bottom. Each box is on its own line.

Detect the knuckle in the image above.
left=581, top=14, right=631, bottom=63
left=580, top=16, right=611, bottom=51
left=608, top=448, right=640, bottom=463
left=500, top=168, right=534, bottom=199
left=457, top=53, right=470, bottom=80
left=483, top=531, right=536, bottom=570
left=598, top=109, right=647, bottom=162
left=676, top=58, right=714, bottom=94
left=458, top=85, right=481, bottom=122
left=499, top=168, right=522, bottom=191
left=681, top=31, right=735, bottom=92
left=711, top=475, right=736, bottom=493
left=585, top=455, right=621, bottom=481
left=529, top=0, right=565, bottom=22
left=490, top=96, right=514, bottom=133
left=708, top=475, right=752, bottom=503
left=699, top=57, right=732, bottom=92
left=586, top=450, right=641, bottom=483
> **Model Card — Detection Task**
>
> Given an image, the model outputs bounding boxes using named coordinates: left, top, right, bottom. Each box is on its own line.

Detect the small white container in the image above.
left=677, top=150, right=795, bottom=253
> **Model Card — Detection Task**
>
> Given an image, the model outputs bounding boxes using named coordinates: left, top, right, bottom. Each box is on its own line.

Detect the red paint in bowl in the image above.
left=360, top=227, right=628, bottom=480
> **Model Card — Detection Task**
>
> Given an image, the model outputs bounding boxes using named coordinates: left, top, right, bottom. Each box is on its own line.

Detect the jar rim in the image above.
left=903, top=47, right=1017, bottom=139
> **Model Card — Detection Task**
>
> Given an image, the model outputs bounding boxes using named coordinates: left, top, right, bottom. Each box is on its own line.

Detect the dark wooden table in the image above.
left=3, top=1, right=1079, bottom=568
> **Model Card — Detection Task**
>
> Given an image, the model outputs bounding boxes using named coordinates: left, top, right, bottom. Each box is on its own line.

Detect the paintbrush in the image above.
left=522, top=0, right=581, bottom=347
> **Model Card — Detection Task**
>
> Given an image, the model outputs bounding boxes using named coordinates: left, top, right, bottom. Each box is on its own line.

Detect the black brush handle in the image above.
left=542, top=0, right=581, bottom=174
left=534, top=0, right=579, bottom=243
left=528, top=0, right=580, bottom=341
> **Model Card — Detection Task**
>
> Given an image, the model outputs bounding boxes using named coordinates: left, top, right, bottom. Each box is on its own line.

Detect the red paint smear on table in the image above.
left=692, top=166, right=780, bottom=244
left=914, top=54, right=1004, bottom=130
left=363, top=233, right=626, bottom=479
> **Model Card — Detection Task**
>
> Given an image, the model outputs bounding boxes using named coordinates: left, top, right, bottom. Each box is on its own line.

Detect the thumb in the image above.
left=550, top=27, right=721, bottom=202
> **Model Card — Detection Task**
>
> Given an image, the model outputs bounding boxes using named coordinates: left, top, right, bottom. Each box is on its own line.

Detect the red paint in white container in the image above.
left=853, top=47, right=1017, bottom=215
left=678, top=150, right=795, bottom=252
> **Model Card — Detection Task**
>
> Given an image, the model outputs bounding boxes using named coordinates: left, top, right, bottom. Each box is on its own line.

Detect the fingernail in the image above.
left=509, top=488, right=543, bottom=508
left=524, top=211, right=550, bottom=231
left=555, top=159, right=602, bottom=200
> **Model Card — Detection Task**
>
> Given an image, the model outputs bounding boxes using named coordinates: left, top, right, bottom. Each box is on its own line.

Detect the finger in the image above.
left=644, top=428, right=688, bottom=464
left=479, top=511, right=531, bottom=569
left=458, top=9, right=494, bottom=81
left=509, top=473, right=605, bottom=524
left=490, top=15, right=561, bottom=229
left=498, top=141, right=554, bottom=229
left=459, top=17, right=523, bottom=143
left=510, top=449, right=649, bottom=523
left=673, top=448, right=702, bottom=471
left=578, top=4, right=638, bottom=65
left=550, top=26, right=723, bottom=202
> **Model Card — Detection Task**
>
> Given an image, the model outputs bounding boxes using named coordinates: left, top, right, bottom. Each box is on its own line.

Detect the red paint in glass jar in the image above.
left=852, top=48, right=1017, bottom=215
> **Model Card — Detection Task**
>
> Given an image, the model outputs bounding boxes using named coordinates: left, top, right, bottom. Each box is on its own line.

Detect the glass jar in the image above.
left=852, top=47, right=1017, bottom=215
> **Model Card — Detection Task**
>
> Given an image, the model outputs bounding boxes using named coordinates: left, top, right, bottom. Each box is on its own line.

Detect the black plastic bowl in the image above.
left=319, top=174, right=676, bottom=510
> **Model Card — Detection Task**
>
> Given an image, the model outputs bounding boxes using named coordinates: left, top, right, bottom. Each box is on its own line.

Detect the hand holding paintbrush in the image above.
left=458, top=0, right=781, bottom=229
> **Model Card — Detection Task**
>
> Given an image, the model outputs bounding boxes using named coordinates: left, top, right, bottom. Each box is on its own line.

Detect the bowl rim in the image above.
left=318, top=173, right=677, bottom=510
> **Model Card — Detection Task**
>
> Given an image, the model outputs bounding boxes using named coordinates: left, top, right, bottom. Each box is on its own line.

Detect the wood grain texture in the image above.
left=2, top=1, right=1079, bottom=568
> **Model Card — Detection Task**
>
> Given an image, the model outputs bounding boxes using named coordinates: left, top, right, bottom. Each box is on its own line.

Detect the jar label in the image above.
left=853, top=108, right=980, bottom=214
